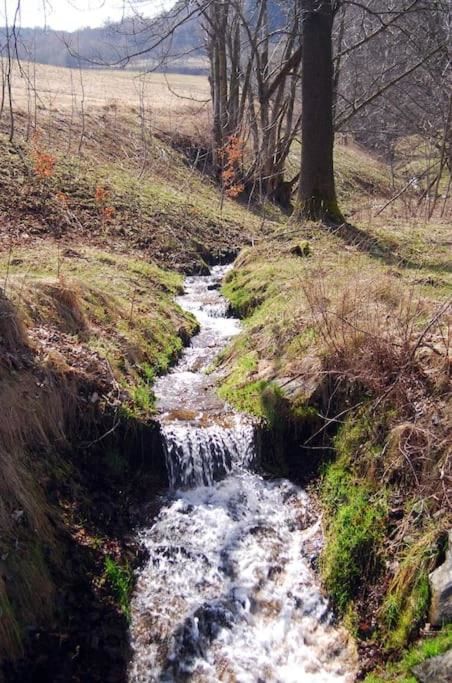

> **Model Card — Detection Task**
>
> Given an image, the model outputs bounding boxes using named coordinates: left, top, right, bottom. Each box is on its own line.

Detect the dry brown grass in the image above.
left=10, top=61, right=210, bottom=111
left=0, top=291, right=29, bottom=356
left=0, top=359, right=73, bottom=660
left=7, top=61, right=211, bottom=138
left=303, top=272, right=450, bottom=400
left=301, top=266, right=451, bottom=501
left=37, top=279, right=89, bottom=336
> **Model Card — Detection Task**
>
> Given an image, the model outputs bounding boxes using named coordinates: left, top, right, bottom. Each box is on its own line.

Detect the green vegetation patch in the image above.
left=218, top=351, right=269, bottom=417
left=319, top=413, right=388, bottom=613
left=104, top=556, right=133, bottom=620
left=0, top=244, right=198, bottom=417
left=321, top=464, right=388, bottom=613
left=380, top=530, right=441, bottom=650
left=365, top=626, right=452, bottom=683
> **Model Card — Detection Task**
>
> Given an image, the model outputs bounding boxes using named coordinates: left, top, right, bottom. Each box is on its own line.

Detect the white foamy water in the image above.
left=129, top=265, right=356, bottom=682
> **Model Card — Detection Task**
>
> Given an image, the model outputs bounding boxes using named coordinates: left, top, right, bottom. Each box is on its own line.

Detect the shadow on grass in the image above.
left=329, top=221, right=452, bottom=275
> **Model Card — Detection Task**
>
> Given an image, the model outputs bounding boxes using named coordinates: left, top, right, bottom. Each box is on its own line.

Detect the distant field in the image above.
left=10, top=61, right=211, bottom=113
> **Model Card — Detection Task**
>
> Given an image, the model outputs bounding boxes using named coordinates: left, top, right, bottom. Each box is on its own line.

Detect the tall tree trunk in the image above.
left=298, top=0, right=342, bottom=221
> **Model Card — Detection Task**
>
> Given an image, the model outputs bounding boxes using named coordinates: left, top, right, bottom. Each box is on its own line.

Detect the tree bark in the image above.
left=298, top=0, right=341, bottom=221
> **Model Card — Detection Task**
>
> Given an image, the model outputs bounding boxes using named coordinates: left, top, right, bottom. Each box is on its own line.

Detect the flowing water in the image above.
left=129, top=266, right=355, bottom=682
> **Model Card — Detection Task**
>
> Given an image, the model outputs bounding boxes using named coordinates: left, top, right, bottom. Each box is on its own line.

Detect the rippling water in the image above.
left=129, top=266, right=355, bottom=682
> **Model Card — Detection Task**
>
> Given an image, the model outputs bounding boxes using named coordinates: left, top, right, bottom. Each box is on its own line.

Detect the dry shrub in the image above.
left=384, top=423, right=436, bottom=488
left=302, top=269, right=450, bottom=412
left=303, top=267, right=451, bottom=508
left=37, top=279, right=89, bottom=336
left=0, top=292, right=29, bottom=355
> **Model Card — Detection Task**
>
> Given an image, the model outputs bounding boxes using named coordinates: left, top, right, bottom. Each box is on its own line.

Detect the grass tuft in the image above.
left=104, top=556, right=133, bottom=620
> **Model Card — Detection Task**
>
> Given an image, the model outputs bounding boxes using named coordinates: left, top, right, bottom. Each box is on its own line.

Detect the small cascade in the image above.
left=161, top=418, right=255, bottom=489
left=128, top=264, right=356, bottom=682
left=200, top=300, right=230, bottom=318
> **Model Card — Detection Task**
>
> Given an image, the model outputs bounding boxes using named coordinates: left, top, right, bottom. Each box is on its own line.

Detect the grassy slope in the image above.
left=217, top=151, right=451, bottom=673
left=0, top=244, right=198, bottom=664
left=0, top=244, right=197, bottom=416
left=0, top=110, right=258, bottom=273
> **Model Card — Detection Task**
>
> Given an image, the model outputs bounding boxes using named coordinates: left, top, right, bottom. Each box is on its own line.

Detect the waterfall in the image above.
left=161, top=418, right=256, bottom=489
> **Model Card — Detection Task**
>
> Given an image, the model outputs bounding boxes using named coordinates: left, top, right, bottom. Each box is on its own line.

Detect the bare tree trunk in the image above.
left=298, top=0, right=341, bottom=221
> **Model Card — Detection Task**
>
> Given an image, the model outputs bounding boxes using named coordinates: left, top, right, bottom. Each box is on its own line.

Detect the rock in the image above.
left=429, top=530, right=452, bottom=627
left=412, top=649, right=452, bottom=683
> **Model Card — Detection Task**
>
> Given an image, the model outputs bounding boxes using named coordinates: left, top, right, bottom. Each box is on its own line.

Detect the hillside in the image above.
left=0, top=75, right=450, bottom=682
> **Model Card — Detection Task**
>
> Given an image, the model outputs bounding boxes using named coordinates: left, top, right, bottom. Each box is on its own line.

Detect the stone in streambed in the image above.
left=412, top=649, right=452, bottom=683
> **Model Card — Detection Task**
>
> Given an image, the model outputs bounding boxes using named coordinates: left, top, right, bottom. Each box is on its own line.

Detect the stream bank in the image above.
left=0, top=248, right=199, bottom=682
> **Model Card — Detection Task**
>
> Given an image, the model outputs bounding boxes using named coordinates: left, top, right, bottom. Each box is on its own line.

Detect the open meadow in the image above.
left=8, top=61, right=211, bottom=135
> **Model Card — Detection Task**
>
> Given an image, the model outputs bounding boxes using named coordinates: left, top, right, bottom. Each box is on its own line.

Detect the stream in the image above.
left=128, top=266, right=355, bottom=682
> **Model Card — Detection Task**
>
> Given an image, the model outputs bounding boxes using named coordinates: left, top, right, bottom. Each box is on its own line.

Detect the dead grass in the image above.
left=0, top=290, right=29, bottom=356
left=9, top=61, right=210, bottom=125
left=0, top=363, right=72, bottom=660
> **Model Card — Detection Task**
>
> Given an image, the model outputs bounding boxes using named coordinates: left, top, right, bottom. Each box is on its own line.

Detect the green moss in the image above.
left=219, top=376, right=270, bottom=417
left=320, top=412, right=388, bottom=613
left=290, top=396, right=319, bottom=420
left=222, top=270, right=267, bottom=317
left=321, top=468, right=387, bottom=613
left=218, top=352, right=262, bottom=414
left=333, top=411, right=372, bottom=461
left=217, top=350, right=291, bottom=424
left=365, top=626, right=452, bottom=682
left=131, top=383, right=156, bottom=415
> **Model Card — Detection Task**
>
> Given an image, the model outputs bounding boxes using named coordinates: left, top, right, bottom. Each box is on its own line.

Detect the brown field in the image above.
left=10, top=61, right=210, bottom=113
